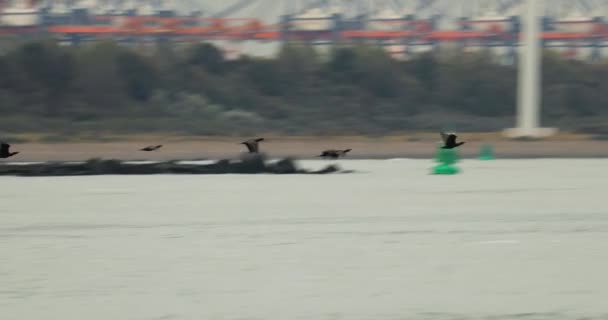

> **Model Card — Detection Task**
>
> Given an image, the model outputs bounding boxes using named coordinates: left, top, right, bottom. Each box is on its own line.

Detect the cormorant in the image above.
left=440, top=132, right=465, bottom=149
left=319, top=149, right=352, bottom=159
left=0, top=143, right=19, bottom=158
left=140, top=145, right=163, bottom=151
left=241, top=138, right=264, bottom=153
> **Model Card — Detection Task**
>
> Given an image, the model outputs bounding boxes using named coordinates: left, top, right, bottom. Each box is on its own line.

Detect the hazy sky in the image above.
left=188, top=0, right=608, bottom=16
left=182, top=0, right=608, bottom=23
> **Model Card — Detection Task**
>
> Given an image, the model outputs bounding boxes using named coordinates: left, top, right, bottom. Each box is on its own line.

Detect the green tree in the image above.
left=186, top=43, right=225, bottom=74
left=72, top=41, right=126, bottom=113
left=116, top=50, right=158, bottom=101
left=12, top=41, right=75, bottom=115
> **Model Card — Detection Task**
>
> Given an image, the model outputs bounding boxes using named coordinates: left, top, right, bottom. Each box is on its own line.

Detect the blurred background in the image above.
left=0, top=0, right=607, bottom=150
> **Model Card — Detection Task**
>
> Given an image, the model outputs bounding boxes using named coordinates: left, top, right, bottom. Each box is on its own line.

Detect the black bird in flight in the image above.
left=0, top=143, right=19, bottom=158
left=241, top=138, right=264, bottom=153
left=140, top=145, right=163, bottom=151
left=319, top=149, right=352, bottom=159
left=440, top=132, right=465, bottom=149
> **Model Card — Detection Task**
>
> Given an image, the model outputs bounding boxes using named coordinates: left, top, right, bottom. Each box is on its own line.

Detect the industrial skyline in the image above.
left=0, top=0, right=607, bottom=59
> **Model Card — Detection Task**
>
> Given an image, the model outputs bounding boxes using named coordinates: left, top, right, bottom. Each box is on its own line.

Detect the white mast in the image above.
left=505, top=0, right=556, bottom=138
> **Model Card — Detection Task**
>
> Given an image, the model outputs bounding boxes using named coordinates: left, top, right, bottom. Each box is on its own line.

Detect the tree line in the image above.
left=0, top=39, right=607, bottom=137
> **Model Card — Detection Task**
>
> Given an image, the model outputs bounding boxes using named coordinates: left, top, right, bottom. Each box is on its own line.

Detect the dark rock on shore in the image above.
left=0, top=154, right=348, bottom=176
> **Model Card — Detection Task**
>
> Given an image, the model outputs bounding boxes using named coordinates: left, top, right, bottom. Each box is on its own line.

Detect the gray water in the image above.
left=2, top=159, right=608, bottom=320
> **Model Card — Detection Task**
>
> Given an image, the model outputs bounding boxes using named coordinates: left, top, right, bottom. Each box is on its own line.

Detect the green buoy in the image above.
left=478, top=144, right=495, bottom=160
left=432, top=147, right=461, bottom=175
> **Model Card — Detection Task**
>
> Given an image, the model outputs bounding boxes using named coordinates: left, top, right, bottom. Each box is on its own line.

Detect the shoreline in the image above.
left=2, top=135, right=608, bottom=162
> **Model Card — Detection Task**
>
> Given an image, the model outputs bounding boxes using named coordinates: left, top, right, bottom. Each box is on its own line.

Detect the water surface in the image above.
left=2, top=159, right=607, bottom=320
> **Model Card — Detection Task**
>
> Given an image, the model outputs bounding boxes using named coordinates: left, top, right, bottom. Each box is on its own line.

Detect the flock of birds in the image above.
left=135, top=138, right=357, bottom=159
left=0, top=132, right=465, bottom=160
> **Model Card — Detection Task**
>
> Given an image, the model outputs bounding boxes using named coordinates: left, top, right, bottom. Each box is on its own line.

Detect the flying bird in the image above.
left=319, top=149, right=352, bottom=159
left=140, top=145, right=163, bottom=151
left=0, top=143, right=19, bottom=158
left=440, top=132, right=465, bottom=149
left=241, top=138, right=264, bottom=153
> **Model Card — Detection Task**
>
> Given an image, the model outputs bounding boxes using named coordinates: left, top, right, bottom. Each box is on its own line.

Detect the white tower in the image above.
left=504, top=0, right=556, bottom=138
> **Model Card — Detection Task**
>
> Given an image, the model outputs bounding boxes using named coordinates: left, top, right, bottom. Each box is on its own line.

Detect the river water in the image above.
left=2, top=159, right=607, bottom=320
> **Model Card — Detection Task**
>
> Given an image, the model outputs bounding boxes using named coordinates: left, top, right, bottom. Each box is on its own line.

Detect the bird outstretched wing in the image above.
left=320, top=150, right=336, bottom=156
left=1, top=143, right=9, bottom=154
left=243, top=141, right=257, bottom=153
left=440, top=132, right=449, bottom=143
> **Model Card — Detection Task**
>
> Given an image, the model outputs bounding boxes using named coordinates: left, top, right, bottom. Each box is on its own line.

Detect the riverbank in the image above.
left=2, top=133, right=608, bottom=162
